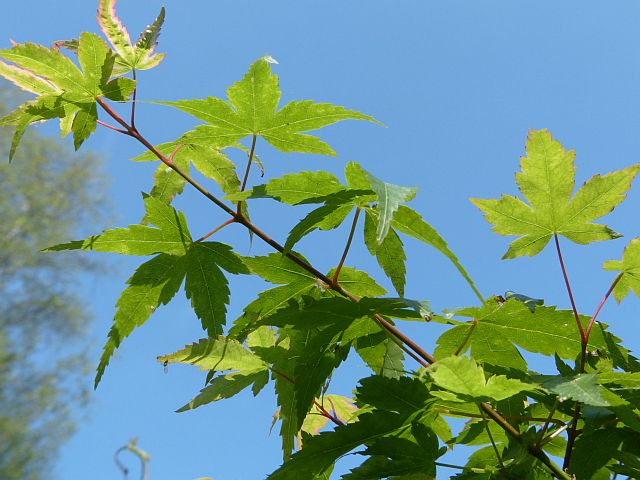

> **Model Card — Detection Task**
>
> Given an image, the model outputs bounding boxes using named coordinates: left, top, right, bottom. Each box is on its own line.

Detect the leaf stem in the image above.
left=584, top=272, right=623, bottom=342
left=240, top=134, right=257, bottom=193
left=237, top=134, right=258, bottom=214
left=536, top=399, right=559, bottom=447
left=97, top=119, right=130, bottom=135
left=478, top=405, right=504, bottom=467
left=131, top=69, right=138, bottom=131
left=453, top=319, right=477, bottom=356
left=553, top=233, right=585, bottom=342
left=332, top=207, right=361, bottom=286
left=195, top=218, right=236, bottom=242
left=563, top=404, right=581, bottom=471
left=540, top=423, right=569, bottom=446
left=564, top=274, right=623, bottom=471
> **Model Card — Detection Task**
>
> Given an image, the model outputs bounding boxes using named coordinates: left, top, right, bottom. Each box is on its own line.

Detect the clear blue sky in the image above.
left=2, top=1, right=640, bottom=479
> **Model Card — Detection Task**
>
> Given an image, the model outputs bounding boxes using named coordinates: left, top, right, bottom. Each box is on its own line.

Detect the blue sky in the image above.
left=2, top=1, right=640, bottom=479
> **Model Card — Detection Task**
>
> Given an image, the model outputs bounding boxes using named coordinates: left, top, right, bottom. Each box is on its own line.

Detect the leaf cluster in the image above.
left=3, top=3, right=640, bottom=479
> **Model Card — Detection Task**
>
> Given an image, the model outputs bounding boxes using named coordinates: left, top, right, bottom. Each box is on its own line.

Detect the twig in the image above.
left=537, top=399, right=559, bottom=447
left=478, top=405, right=504, bottom=467
left=130, top=69, right=138, bottom=131
left=95, top=96, right=572, bottom=480
left=553, top=234, right=584, bottom=341
left=97, top=119, right=130, bottom=135
left=195, top=218, right=236, bottom=242
left=332, top=207, right=361, bottom=285
left=237, top=134, right=258, bottom=214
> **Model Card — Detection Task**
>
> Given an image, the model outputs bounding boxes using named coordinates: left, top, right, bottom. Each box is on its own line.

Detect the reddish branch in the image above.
left=554, top=234, right=585, bottom=341
left=96, top=96, right=572, bottom=480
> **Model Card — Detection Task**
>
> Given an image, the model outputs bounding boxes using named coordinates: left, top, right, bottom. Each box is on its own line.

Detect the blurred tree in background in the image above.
left=0, top=85, right=108, bottom=480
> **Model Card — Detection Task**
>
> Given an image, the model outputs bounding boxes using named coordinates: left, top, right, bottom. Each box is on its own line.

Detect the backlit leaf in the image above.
left=160, top=57, right=378, bottom=155
left=176, top=370, right=268, bottom=413
left=327, top=266, right=387, bottom=297
left=472, top=130, right=639, bottom=259
left=244, top=252, right=316, bottom=285
left=226, top=170, right=345, bottom=205
left=158, top=336, right=266, bottom=373
left=428, top=356, right=531, bottom=402
left=96, top=253, right=186, bottom=387
left=363, top=169, right=417, bottom=244
left=364, top=210, right=407, bottom=296
left=185, top=242, right=235, bottom=335
left=44, top=195, right=192, bottom=256
left=603, top=237, right=640, bottom=302
left=386, top=205, right=482, bottom=301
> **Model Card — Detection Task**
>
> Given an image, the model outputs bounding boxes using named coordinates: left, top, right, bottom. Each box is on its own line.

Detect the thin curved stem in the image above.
left=332, top=207, right=361, bottom=285
left=131, top=69, right=138, bottom=131
left=537, top=399, right=559, bottom=447
left=97, top=120, right=130, bottom=135
left=585, top=273, right=623, bottom=340
left=565, top=274, right=623, bottom=470
left=196, top=218, right=236, bottom=242
left=478, top=405, right=504, bottom=467
left=553, top=234, right=584, bottom=341
left=240, top=134, right=258, bottom=193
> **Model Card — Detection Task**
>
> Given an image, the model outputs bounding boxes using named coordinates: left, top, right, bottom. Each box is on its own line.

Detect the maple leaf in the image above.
left=0, top=32, right=135, bottom=158
left=472, top=130, right=640, bottom=259
left=97, top=0, right=166, bottom=74
left=603, top=237, right=640, bottom=302
left=159, top=57, right=380, bottom=155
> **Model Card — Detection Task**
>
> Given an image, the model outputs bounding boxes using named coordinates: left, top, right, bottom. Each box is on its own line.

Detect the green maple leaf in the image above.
left=159, top=56, right=379, bottom=155
left=472, top=130, right=640, bottom=259
left=97, top=0, right=166, bottom=74
left=284, top=194, right=359, bottom=252
left=428, top=356, right=532, bottom=403
left=0, top=32, right=136, bottom=158
left=243, top=252, right=317, bottom=285
left=44, top=195, right=192, bottom=256
left=603, top=237, right=640, bottom=302
left=96, top=253, right=186, bottom=387
left=134, top=142, right=242, bottom=203
left=355, top=375, right=432, bottom=414
left=158, top=336, right=267, bottom=373
left=175, top=370, right=269, bottom=413
left=532, top=373, right=610, bottom=407
left=225, top=170, right=347, bottom=205
left=48, top=195, right=248, bottom=385
left=355, top=331, right=405, bottom=379
left=185, top=242, right=248, bottom=335
left=434, top=299, right=621, bottom=369
left=229, top=280, right=318, bottom=340
left=94, top=241, right=245, bottom=387
left=364, top=210, right=407, bottom=296
left=326, top=266, right=387, bottom=297
left=269, top=410, right=406, bottom=479
left=270, top=376, right=436, bottom=479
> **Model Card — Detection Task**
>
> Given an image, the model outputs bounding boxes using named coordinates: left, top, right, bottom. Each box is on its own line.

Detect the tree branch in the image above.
left=96, top=96, right=572, bottom=479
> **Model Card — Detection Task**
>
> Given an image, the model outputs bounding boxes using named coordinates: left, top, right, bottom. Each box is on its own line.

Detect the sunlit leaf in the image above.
left=160, top=57, right=378, bottom=155
left=472, top=130, right=639, bottom=258
left=603, top=237, right=640, bottom=302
